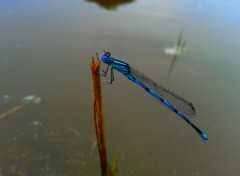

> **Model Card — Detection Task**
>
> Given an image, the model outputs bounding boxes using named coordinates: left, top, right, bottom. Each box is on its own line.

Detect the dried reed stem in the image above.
left=91, top=53, right=108, bottom=176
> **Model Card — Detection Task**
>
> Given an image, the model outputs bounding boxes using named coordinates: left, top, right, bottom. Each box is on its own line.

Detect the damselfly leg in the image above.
left=101, top=64, right=109, bottom=76
left=101, top=64, right=115, bottom=84
left=110, top=67, right=114, bottom=84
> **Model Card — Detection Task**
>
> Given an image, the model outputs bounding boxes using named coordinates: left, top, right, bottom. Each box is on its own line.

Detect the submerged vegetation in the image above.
left=0, top=95, right=41, bottom=120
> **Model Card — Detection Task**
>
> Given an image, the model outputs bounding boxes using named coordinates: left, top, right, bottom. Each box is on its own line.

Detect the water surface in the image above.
left=0, top=0, right=240, bottom=175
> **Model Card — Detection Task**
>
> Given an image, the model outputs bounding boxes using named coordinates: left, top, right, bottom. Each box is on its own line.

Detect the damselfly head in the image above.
left=103, top=51, right=111, bottom=57
left=101, top=56, right=110, bottom=63
left=101, top=51, right=111, bottom=63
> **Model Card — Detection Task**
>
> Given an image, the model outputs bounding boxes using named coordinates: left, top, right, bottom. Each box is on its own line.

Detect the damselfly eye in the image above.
left=101, top=56, right=110, bottom=63
left=103, top=51, right=111, bottom=57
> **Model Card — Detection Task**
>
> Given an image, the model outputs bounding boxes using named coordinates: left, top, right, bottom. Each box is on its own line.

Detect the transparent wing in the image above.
left=129, top=67, right=196, bottom=117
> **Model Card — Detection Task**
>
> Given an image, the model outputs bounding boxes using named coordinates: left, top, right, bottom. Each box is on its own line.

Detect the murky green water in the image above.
left=0, top=0, right=240, bottom=175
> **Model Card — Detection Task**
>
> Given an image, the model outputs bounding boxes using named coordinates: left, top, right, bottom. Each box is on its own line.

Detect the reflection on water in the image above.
left=86, top=0, right=134, bottom=9
left=166, top=30, right=187, bottom=76
left=168, top=55, right=178, bottom=76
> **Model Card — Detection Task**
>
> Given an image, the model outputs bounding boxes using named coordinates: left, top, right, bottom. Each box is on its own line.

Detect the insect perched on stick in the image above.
left=100, top=51, right=208, bottom=140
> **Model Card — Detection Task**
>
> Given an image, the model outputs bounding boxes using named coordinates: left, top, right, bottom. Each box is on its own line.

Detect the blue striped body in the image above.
left=101, top=52, right=208, bottom=140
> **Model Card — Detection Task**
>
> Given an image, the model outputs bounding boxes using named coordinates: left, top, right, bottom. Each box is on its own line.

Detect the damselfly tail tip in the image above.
left=201, top=133, right=208, bottom=141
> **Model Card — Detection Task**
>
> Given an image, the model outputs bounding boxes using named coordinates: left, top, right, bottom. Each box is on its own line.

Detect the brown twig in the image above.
left=91, top=53, right=109, bottom=176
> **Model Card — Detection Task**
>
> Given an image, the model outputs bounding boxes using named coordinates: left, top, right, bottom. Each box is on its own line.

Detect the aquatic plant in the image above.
left=164, top=30, right=187, bottom=56
left=166, top=30, right=187, bottom=76
left=91, top=53, right=117, bottom=176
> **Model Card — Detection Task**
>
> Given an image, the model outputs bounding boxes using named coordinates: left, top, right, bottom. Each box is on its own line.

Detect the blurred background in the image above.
left=0, top=0, right=240, bottom=175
